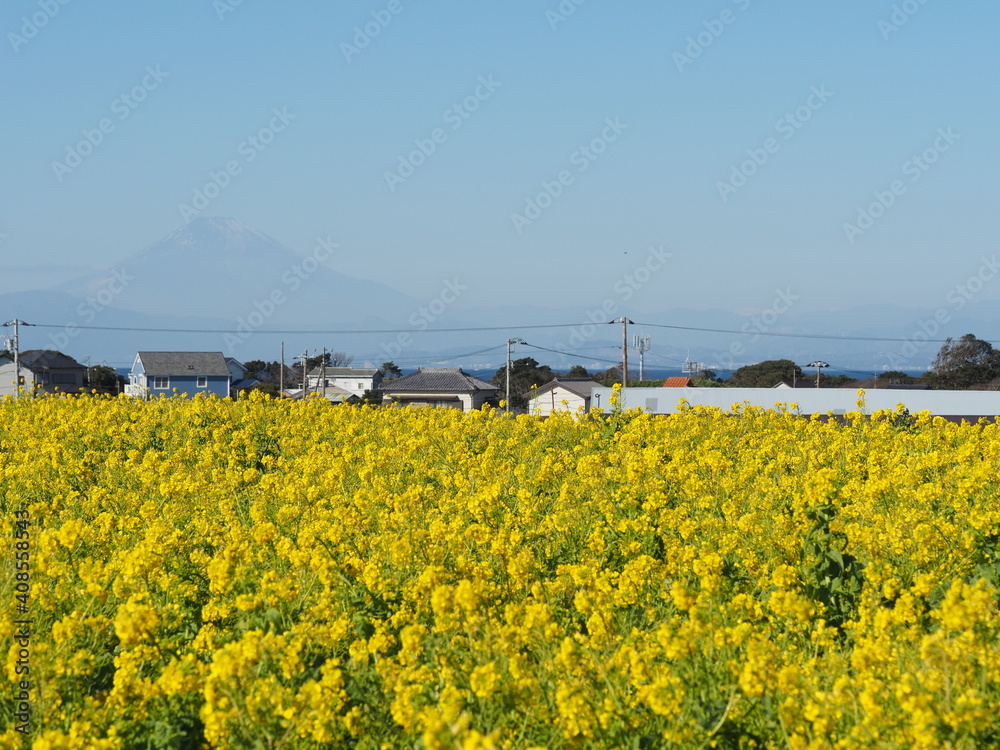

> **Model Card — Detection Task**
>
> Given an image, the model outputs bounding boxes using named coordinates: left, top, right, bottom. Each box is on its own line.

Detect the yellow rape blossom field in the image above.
left=3, top=389, right=1000, bottom=749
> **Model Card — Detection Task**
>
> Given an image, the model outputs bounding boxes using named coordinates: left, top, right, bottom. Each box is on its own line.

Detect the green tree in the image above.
left=380, top=361, right=402, bottom=379
left=594, top=366, right=622, bottom=386
left=565, top=365, right=591, bottom=378
left=491, top=357, right=554, bottom=408
left=726, top=359, right=803, bottom=388
left=86, top=365, right=125, bottom=394
left=878, top=370, right=917, bottom=385
left=927, top=334, right=1000, bottom=389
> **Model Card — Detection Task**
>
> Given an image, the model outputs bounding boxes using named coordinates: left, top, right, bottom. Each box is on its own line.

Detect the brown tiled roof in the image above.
left=662, top=376, right=693, bottom=388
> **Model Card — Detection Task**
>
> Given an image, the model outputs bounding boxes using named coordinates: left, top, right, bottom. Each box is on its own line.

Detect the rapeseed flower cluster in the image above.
left=2, top=390, right=1000, bottom=747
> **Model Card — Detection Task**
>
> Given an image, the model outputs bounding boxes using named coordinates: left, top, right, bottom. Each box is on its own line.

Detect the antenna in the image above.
left=681, top=351, right=704, bottom=380
left=632, top=333, right=650, bottom=381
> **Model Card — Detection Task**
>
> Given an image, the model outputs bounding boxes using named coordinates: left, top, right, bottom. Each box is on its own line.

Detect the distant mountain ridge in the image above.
left=54, top=217, right=418, bottom=322
left=2, top=217, right=996, bottom=372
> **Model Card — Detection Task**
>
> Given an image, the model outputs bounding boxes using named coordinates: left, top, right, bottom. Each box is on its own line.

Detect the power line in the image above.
left=522, top=342, right=623, bottom=366
left=26, top=322, right=584, bottom=335
left=22, top=319, right=992, bottom=346
left=635, top=321, right=991, bottom=346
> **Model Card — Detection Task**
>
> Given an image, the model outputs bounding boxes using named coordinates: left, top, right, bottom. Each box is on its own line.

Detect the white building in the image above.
left=528, top=378, right=595, bottom=416
left=307, top=367, right=382, bottom=398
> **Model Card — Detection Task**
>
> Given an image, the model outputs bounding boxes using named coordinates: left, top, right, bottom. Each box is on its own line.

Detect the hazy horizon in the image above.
left=4, top=1, right=999, bottom=373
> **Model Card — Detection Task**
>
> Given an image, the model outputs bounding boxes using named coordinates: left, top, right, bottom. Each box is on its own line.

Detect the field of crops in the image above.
left=3, top=389, right=1000, bottom=749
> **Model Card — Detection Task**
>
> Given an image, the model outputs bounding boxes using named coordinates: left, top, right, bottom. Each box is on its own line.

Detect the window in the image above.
left=52, top=373, right=76, bottom=385
left=197, top=376, right=207, bottom=388
left=358, top=382, right=364, bottom=389
left=154, top=377, right=169, bottom=389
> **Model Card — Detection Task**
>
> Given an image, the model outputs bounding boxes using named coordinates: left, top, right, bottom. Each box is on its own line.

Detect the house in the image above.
left=307, top=367, right=382, bottom=398
left=282, top=385, right=361, bottom=404
left=0, top=350, right=86, bottom=397
left=529, top=378, right=595, bottom=416
left=225, top=357, right=259, bottom=395
left=662, top=377, right=693, bottom=388
left=126, top=351, right=231, bottom=399
left=772, top=379, right=822, bottom=389
left=380, top=367, right=497, bottom=410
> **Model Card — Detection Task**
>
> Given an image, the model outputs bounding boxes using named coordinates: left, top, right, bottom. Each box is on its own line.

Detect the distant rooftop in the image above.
left=136, top=351, right=230, bottom=377
left=381, top=367, right=496, bottom=393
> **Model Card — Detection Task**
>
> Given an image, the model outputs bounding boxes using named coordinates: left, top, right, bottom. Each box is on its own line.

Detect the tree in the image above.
left=928, top=334, right=1000, bottom=389
left=330, top=351, right=354, bottom=367
left=878, top=370, right=917, bottom=385
left=726, top=359, right=803, bottom=388
left=822, top=374, right=857, bottom=388
left=491, top=357, right=554, bottom=408
left=240, top=361, right=293, bottom=395
left=565, top=365, right=591, bottom=378
left=594, top=366, right=622, bottom=385
left=87, top=365, right=125, bottom=394
left=243, top=360, right=268, bottom=379
left=380, top=361, right=402, bottom=379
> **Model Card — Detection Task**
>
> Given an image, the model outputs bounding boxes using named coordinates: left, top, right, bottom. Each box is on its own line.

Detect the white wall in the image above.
left=590, top=387, right=1000, bottom=418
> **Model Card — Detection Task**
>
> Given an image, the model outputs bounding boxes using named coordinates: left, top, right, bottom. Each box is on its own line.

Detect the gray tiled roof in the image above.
left=19, top=350, right=85, bottom=370
left=530, top=378, right=595, bottom=399
left=137, top=351, right=231, bottom=377
left=380, top=368, right=497, bottom=394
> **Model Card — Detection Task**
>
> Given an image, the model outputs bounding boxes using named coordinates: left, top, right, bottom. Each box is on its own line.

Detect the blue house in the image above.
left=126, top=351, right=231, bottom=399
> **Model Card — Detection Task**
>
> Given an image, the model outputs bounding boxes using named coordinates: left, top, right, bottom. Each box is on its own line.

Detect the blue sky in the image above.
left=3, top=0, right=998, bottom=318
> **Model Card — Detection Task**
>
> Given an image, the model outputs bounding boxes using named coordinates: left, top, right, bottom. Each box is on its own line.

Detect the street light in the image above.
left=806, top=361, right=829, bottom=389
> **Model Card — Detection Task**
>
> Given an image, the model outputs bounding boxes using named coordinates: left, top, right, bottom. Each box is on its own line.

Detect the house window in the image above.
left=197, top=376, right=207, bottom=388
left=358, top=382, right=364, bottom=389
left=52, top=373, right=76, bottom=385
left=154, top=377, right=169, bottom=389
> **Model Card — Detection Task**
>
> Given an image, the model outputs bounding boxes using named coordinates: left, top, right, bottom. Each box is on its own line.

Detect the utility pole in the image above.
left=3, top=319, right=30, bottom=398
left=611, top=318, right=634, bottom=387
left=279, top=342, right=284, bottom=394
left=681, top=352, right=704, bottom=382
left=302, top=350, right=308, bottom=397
left=505, top=337, right=525, bottom=412
left=321, top=347, right=327, bottom=398
left=807, top=361, right=828, bottom=389
left=633, top=334, right=651, bottom=381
